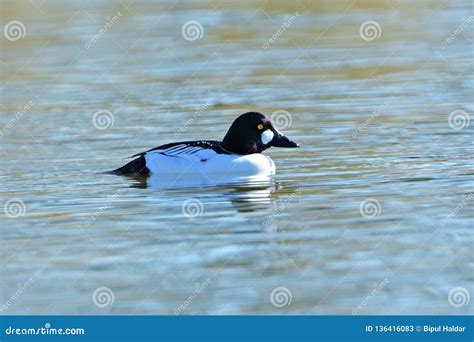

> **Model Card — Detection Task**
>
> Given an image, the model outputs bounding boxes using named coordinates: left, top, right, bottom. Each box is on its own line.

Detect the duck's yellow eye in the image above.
left=257, top=124, right=264, bottom=130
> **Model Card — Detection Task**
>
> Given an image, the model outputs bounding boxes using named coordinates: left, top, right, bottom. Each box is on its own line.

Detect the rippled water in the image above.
left=1, top=0, right=473, bottom=314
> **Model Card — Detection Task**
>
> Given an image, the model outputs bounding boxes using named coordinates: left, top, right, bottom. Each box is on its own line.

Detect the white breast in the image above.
left=144, top=148, right=276, bottom=176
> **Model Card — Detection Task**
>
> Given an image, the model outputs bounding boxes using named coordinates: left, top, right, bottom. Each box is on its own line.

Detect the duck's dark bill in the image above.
left=270, top=133, right=299, bottom=148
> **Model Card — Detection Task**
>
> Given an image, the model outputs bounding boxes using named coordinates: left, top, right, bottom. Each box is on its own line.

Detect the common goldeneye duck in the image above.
left=111, top=112, right=299, bottom=176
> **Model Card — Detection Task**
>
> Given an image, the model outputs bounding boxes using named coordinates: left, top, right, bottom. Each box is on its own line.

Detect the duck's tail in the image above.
left=107, top=155, right=150, bottom=176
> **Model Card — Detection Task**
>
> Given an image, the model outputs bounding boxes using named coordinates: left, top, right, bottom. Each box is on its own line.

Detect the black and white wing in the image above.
left=134, top=140, right=230, bottom=159
left=111, top=141, right=230, bottom=175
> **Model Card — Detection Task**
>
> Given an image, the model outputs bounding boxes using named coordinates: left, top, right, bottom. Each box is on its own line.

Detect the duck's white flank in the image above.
left=143, top=144, right=276, bottom=176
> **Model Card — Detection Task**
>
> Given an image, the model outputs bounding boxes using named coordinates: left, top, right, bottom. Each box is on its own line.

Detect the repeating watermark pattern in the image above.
left=181, top=21, right=204, bottom=41
left=270, top=109, right=293, bottom=131
left=181, top=198, right=204, bottom=218
left=440, top=193, right=473, bottom=228
left=84, top=11, right=122, bottom=50
left=270, top=287, right=293, bottom=308
left=262, top=12, right=300, bottom=49
left=174, top=278, right=211, bottom=315
left=359, top=21, right=382, bottom=41
left=84, top=190, right=122, bottom=227
left=92, top=287, right=115, bottom=308
left=1, top=100, right=34, bottom=136
left=4, top=198, right=26, bottom=218
left=0, top=278, right=34, bottom=312
left=351, top=100, right=388, bottom=138
left=440, top=16, right=473, bottom=50
left=359, top=198, right=381, bottom=218
left=263, top=189, right=301, bottom=226
left=4, top=20, right=26, bottom=41
left=448, top=109, right=470, bottom=131
left=333, top=227, right=352, bottom=245
left=448, top=287, right=470, bottom=308
left=174, top=101, right=212, bottom=138
left=92, top=110, right=115, bottom=130
left=352, top=278, right=390, bottom=315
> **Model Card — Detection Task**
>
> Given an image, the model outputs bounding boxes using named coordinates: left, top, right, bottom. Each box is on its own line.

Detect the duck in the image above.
left=110, top=112, right=299, bottom=177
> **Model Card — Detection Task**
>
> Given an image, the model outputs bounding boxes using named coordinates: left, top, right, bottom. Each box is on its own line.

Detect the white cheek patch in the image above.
left=261, top=129, right=274, bottom=145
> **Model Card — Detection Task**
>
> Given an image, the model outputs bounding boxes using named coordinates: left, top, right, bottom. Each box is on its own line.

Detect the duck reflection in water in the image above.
left=127, top=173, right=279, bottom=214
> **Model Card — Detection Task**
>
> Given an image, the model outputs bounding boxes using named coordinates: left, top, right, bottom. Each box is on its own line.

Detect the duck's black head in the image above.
left=221, top=112, right=299, bottom=155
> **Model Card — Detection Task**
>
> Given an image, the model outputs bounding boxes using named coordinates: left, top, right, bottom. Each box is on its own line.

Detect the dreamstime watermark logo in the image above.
left=174, top=278, right=211, bottom=315
left=84, top=190, right=122, bottom=227
left=0, top=278, right=34, bottom=312
left=182, top=198, right=204, bottom=218
left=351, top=100, right=389, bottom=138
left=262, top=12, right=299, bottom=49
left=270, top=287, right=293, bottom=308
left=175, top=101, right=211, bottom=138
left=181, top=21, right=203, bottom=41
left=440, top=16, right=473, bottom=50
left=4, top=21, right=26, bottom=41
left=448, top=110, right=470, bottom=131
left=440, top=193, right=473, bottom=228
left=92, top=287, right=115, bottom=308
left=359, top=21, right=382, bottom=41
left=1, top=100, right=34, bottom=136
left=4, top=323, right=85, bottom=335
left=92, top=110, right=115, bottom=130
left=359, top=198, right=381, bottom=218
left=263, top=189, right=301, bottom=226
left=448, top=287, right=470, bottom=308
left=84, top=11, right=122, bottom=50
left=352, top=278, right=389, bottom=315
left=4, top=198, right=26, bottom=218
left=270, top=110, right=293, bottom=131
